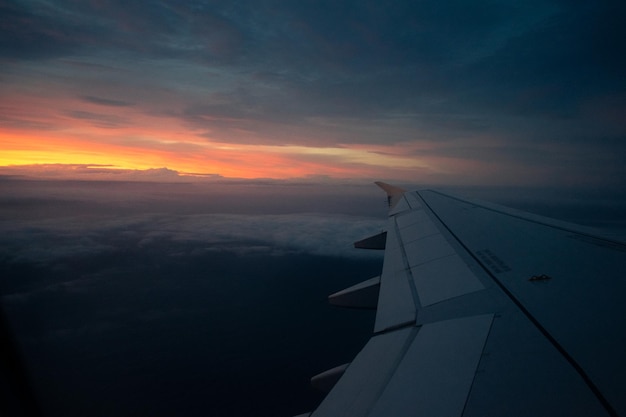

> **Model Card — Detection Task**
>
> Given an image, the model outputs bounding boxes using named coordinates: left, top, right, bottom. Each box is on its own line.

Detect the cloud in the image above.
left=0, top=0, right=81, bottom=59
left=65, top=110, right=129, bottom=128
left=1, top=1, right=625, bottom=186
left=0, top=178, right=388, bottom=280
left=0, top=165, right=189, bottom=182
left=80, top=95, right=134, bottom=107
left=0, top=211, right=384, bottom=268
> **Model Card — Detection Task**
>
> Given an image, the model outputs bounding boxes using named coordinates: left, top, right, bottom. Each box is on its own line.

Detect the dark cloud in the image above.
left=80, top=95, right=134, bottom=107
left=460, top=2, right=626, bottom=118
left=162, top=0, right=625, bottom=154
left=0, top=114, right=60, bottom=131
left=0, top=0, right=253, bottom=63
left=65, top=110, right=129, bottom=128
left=0, top=0, right=83, bottom=59
left=0, top=176, right=388, bottom=219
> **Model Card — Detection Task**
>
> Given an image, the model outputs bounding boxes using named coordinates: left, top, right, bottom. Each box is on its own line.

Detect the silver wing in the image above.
left=306, top=183, right=626, bottom=417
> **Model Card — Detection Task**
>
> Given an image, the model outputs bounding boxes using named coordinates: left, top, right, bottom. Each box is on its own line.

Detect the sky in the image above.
left=1, top=0, right=625, bottom=186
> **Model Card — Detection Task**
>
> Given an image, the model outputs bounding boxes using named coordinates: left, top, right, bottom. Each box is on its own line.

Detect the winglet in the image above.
left=375, top=182, right=405, bottom=208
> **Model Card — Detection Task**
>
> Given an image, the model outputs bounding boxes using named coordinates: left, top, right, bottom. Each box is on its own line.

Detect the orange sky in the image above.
left=2, top=86, right=618, bottom=188
left=0, top=90, right=450, bottom=182
left=0, top=116, right=594, bottom=186
left=0, top=67, right=537, bottom=184
left=0, top=126, right=431, bottom=181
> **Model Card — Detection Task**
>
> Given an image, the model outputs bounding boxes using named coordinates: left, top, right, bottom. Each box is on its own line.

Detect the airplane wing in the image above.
left=304, top=183, right=626, bottom=417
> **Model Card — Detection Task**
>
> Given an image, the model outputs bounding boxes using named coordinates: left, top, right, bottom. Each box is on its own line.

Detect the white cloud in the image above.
left=0, top=211, right=385, bottom=266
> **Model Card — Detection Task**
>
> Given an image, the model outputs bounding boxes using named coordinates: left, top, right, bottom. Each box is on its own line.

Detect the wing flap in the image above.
left=369, top=315, right=493, bottom=417
left=353, top=232, right=387, bottom=250
left=328, top=276, right=380, bottom=309
left=313, top=315, right=494, bottom=417
left=312, top=328, right=416, bottom=417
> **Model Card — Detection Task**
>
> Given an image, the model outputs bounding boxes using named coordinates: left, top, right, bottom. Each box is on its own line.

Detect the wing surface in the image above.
left=308, top=185, right=626, bottom=417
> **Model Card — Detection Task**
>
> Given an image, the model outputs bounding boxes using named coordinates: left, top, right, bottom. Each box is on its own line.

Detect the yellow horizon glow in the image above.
left=0, top=88, right=437, bottom=180
left=0, top=127, right=433, bottom=180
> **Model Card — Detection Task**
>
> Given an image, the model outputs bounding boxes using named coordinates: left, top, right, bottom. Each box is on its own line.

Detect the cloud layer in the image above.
left=0, top=177, right=384, bottom=416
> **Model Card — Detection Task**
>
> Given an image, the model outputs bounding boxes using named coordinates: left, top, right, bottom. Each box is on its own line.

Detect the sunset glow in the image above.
left=0, top=87, right=439, bottom=180
left=0, top=123, right=430, bottom=180
left=1, top=1, right=624, bottom=186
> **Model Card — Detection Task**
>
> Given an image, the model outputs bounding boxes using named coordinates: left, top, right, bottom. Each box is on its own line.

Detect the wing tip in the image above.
left=374, top=181, right=406, bottom=208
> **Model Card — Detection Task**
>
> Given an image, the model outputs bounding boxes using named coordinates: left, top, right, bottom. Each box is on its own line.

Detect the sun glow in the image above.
left=0, top=89, right=436, bottom=181
left=0, top=112, right=437, bottom=180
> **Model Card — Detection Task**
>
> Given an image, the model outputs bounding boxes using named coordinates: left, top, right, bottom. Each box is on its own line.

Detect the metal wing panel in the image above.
left=368, top=315, right=493, bottom=417
left=404, top=191, right=423, bottom=209
left=392, top=192, right=488, bottom=308
left=403, top=233, right=456, bottom=267
left=313, top=316, right=494, bottom=417
left=311, top=328, right=416, bottom=417
left=389, top=196, right=411, bottom=215
left=411, top=255, right=485, bottom=307
left=373, top=217, right=416, bottom=332
left=462, top=304, right=611, bottom=417
left=418, top=189, right=626, bottom=416
left=305, top=185, right=625, bottom=417
left=395, top=207, right=431, bottom=229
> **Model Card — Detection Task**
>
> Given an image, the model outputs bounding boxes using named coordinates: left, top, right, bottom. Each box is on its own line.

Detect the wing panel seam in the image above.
left=460, top=314, right=497, bottom=417
left=367, top=326, right=421, bottom=416
left=391, top=213, right=422, bottom=312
